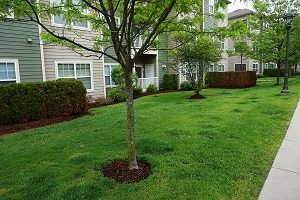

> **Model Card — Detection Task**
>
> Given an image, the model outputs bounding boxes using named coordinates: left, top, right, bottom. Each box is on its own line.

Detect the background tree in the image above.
left=1, top=0, right=228, bottom=170
left=248, top=0, right=300, bottom=84
left=171, top=35, right=222, bottom=98
left=232, top=40, right=252, bottom=70
left=289, top=16, right=300, bottom=74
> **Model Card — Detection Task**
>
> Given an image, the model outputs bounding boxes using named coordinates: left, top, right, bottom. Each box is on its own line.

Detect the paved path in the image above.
left=259, top=101, right=300, bottom=200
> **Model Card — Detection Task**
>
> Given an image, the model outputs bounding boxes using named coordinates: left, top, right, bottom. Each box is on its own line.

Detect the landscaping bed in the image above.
left=0, top=90, right=181, bottom=135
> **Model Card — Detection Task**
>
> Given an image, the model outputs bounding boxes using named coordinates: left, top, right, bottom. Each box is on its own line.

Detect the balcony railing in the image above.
left=137, top=77, right=158, bottom=90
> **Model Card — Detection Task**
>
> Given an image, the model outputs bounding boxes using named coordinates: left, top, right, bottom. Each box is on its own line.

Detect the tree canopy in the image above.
left=171, top=35, right=222, bottom=97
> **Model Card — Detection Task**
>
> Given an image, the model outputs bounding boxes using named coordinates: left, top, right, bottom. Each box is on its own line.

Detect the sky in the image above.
left=228, top=0, right=254, bottom=13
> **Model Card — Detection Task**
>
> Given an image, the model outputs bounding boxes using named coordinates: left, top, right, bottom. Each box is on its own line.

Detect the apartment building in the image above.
left=227, top=9, right=280, bottom=74
left=1, top=0, right=232, bottom=98
left=205, top=0, right=231, bottom=73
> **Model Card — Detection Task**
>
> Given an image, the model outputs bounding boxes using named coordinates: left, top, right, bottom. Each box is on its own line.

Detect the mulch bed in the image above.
left=0, top=113, right=87, bottom=136
left=0, top=90, right=182, bottom=136
left=189, top=94, right=206, bottom=99
left=101, top=160, right=151, bottom=183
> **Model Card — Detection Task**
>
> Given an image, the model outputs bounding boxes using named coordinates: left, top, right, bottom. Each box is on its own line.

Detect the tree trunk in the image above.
left=276, top=61, right=280, bottom=85
left=259, top=61, right=263, bottom=75
left=124, top=68, right=138, bottom=170
left=241, top=54, right=243, bottom=68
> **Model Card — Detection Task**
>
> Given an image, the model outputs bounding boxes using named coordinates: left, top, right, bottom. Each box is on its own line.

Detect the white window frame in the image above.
left=104, top=63, right=119, bottom=87
left=1, top=8, right=14, bottom=19
left=217, top=63, right=225, bottom=72
left=54, top=61, right=94, bottom=92
left=50, top=0, right=90, bottom=31
left=7, top=9, right=14, bottom=19
left=252, top=63, right=259, bottom=73
left=221, top=40, right=225, bottom=50
left=0, top=59, right=20, bottom=83
left=234, top=63, right=247, bottom=71
left=209, top=64, right=214, bottom=72
left=209, top=0, right=215, bottom=14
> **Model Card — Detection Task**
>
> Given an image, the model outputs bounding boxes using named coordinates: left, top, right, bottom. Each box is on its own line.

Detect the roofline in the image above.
left=228, top=9, right=254, bottom=20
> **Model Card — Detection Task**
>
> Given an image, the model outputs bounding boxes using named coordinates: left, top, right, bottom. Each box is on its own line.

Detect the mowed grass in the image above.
left=0, top=77, right=299, bottom=200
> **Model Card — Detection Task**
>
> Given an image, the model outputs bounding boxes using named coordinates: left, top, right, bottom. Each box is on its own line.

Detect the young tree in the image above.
left=233, top=40, right=252, bottom=70
left=248, top=0, right=300, bottom=84
left=171, top=35, right=222, bottom=98
left=1, top=0, right=228, bottom=170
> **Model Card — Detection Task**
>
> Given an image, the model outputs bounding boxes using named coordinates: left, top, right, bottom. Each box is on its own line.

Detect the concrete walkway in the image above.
left=259, top=101, right=300, bottom=200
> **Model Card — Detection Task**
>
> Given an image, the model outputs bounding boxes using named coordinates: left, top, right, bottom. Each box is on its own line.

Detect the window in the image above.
left=134, top=35, right=143, bottom=48
left=209, top=63, right=224, bottom=72
left=209, top=64, right=214, bottom=72
left=235, top=64, right=247, bottom=71
left=253, top=63, right=259, bottom=73
left=0, top=8, right=14, bottom=19
left=264, top=63, right=276, bottom=69
left=52, top=0, right=89, bottom=29
left=104, top=64, right=118, bottom=86
left=217, top=64, right=225, bottom=72
left=0, top=59, right=19, bottom=83
left=56, top=62, right=93, bottom=91
left=221, top=40, right=225, bottom=50
left=209, top=5, right=214, bottom=14
left=208, top=0, right=215, bottom=14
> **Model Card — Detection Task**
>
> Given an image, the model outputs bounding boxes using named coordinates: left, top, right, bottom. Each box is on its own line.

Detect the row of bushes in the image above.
left=0, top=79, right=87, bottom=125
left=263, top=68, right=296, bottom=77
left=206, top=71, right=257, bottom=88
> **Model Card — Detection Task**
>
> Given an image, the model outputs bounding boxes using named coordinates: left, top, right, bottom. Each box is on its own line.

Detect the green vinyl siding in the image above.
left=0, top=20, right=43, bottom=84
left=158, top=34, right=169, bottom=83
left=104, top=46, right=117, bottom=64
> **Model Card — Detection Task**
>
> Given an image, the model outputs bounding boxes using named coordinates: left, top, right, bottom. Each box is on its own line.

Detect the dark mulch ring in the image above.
left=101, top=160, right=151, bottom=183
left=0, top=113, right=87, bottom=136
left=189, top=94, right=207, bottom=99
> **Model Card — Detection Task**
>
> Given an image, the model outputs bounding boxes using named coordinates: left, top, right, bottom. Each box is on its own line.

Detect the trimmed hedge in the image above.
left=206, top=71, right=257, bottom=88
left=263, top=68, right=295, bottom=77
left=0, top=79, right=87, bottom=125
left=162, top=74, right=178, bottom=90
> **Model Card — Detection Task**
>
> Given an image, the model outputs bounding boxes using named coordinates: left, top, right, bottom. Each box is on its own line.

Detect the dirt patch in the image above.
left=101, top=160, right=151, bottom=183
left=189, top=94, right=206, bottom=99
left=0, top=113, right=87, bottom=136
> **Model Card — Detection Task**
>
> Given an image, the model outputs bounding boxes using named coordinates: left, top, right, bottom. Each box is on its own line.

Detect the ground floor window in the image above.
left=217, top=64, right=225, bottom=72
left=253, top=63, right=259, bottom=73
left=209, top=64, right=225, bottom=72
left=56, top=61, right=92, bottom=91
left=209, top=64, right=214, bottom=72
left=235, top=64, right=247, bottom=71
left=0, top=59, right=19, bottom=83
left=264, top=63, right=276, bottom=69
left=104, top=64, right=118, bottom=86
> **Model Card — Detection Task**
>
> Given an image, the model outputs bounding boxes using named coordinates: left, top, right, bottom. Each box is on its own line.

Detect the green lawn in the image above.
left=0, top=77, right=299, bottom=200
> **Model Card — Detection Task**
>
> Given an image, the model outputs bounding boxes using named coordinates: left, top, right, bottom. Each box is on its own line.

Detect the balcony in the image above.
left=137, top=77, right=158, bottom=90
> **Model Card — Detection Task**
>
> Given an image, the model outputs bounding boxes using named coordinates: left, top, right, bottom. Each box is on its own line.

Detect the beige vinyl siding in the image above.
left=228, top=15, right=256, bottom=71
left=40, top=1, right=105, bottom=98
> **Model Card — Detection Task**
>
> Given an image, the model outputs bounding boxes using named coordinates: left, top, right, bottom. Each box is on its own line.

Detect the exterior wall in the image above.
left=0, top=20, right=43, bottom=83
left=227, top=15, right=257, bottom=72
left=158, top=35, right=169, bottom=84
left=203, top=0, right=229, bottom=72
left=43, top=45, right=104, bottom=98
left=41, top=0, right=105, bottom=98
